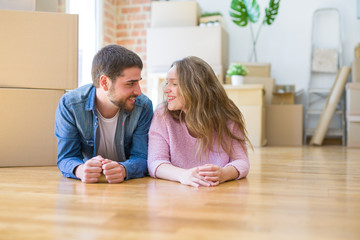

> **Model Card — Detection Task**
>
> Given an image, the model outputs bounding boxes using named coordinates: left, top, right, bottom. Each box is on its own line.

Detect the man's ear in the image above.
left=99, top=75, right=110, bottom=91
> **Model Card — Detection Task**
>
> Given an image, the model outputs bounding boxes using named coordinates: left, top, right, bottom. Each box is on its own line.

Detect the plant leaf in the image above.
left=263, top=0, right=280, bottom=25
left=229, top=0, right=249, bottom=27
left=229, top=0, right=260, bottom=26
left=244, top=0, right=260, bottom=23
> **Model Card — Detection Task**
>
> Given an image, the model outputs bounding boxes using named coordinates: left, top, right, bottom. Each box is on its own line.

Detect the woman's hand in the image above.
left=198, top=164, right=224, bottom=185
left=198, top=164, right=239, bottom=184
left=178, top=167, right=215, bottom=187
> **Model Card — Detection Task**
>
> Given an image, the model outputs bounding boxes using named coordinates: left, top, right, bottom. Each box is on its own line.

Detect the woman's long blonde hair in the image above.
left=164, top=56, right=252, bottom=158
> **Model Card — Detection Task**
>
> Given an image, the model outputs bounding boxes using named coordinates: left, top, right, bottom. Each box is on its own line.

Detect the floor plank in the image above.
left=0, top=146, right=359, bottom=240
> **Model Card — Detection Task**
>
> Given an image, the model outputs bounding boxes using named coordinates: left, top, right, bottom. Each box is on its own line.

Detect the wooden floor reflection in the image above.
left=0, top=146, right=359, bottom=240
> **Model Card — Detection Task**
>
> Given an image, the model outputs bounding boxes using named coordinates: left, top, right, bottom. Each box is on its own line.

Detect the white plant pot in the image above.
left=231, top=75, right=244, bottom=85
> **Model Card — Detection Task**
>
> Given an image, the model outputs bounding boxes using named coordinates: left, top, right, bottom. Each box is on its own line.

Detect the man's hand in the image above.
left=101, top=159, right=126, bottom=184
left=75, top=155, right=104, bottom=183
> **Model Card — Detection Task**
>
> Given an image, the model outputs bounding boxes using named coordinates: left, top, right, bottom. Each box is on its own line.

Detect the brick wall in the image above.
left=57, top=0, right=150, bottom=93
left=103, top=0, right=151, bottom=93
left=103, top=0, right=117, bottom=44
left=57, top=0, right=65, bottom=13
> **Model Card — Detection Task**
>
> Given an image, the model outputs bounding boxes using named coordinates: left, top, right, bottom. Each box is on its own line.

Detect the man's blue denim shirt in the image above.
left=55, top=84, right=153, bottom=180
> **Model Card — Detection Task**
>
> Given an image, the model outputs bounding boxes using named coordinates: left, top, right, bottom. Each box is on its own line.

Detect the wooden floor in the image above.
left=1, top=146, right=360, bottom=240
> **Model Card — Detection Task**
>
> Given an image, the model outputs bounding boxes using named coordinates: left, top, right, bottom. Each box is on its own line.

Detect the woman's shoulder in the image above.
left=152, top=104, right=183, bottom=127
left=152, top=104, right=173, bottom=124
left=153, top=103, right=167, bottom=118
left=227, top=119, right=245, bottom=137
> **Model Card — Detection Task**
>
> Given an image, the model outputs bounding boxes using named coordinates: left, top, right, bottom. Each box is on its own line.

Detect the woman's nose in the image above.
left=164, top=84, right=170, bottom=93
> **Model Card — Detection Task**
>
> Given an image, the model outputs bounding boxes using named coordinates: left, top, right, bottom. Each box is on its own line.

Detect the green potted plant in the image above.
left=226, top=63, right=248, bottom=85
left=229, top=0, right=281, bottom=62
left=199, top=12, right=223, bottom=27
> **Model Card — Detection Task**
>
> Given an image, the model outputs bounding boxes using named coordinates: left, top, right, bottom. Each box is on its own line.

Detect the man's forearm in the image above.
left=120, top=157, right=148, bottom=180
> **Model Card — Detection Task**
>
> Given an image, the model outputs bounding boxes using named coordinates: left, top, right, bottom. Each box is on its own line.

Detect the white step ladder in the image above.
left=304, top=8, right=346, bottom=145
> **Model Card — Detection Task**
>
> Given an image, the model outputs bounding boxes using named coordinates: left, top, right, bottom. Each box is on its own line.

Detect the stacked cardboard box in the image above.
left=0, top=10, right=78, bottom=166
left=226, top=62, right=302, bottom=146
left=353, top=43, right=360, bottom=83
left=266, top=105, right=303, bottom=146
left=224, top=84, right=266, bottom=147
left=224, top=62, right=271, bottom=147
left=264, top=76, right=302, bottom=146
left=150, top=1, right=200, bottom=27
left=243, top=77, right=274, bottom=105
left=231, top=62, right=273, bottom=104
left=266, top=83, right=303, bottom=146
left=346, top=83, right=360, bottom=147
left=147, top=1, right=228, bottom=107
left=272, top=85, right=295, bottom=104
left=346, top=44, right=360, bottom=147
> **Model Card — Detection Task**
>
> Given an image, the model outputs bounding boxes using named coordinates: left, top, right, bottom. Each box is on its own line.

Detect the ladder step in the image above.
left=305, top=128, right=344, bottom=137
left=306, top=109, right=344, bottom=114
left=308, top=88, right=331, bottom=93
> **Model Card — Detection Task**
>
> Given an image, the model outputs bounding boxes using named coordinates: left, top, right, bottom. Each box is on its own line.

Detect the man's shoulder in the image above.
left=62, top=84, right=94, bottom=105
left=135, top=94, right=152, bottom=109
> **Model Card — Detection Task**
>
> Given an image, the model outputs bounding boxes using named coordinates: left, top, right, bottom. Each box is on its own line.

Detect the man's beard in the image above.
left=108, top=85, right=138, bottom=112
left=110, top=97, right=136, bottom=112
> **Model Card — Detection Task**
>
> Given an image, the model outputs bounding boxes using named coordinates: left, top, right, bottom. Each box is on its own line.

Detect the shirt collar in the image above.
left=85, top=85, right=96, bottom=112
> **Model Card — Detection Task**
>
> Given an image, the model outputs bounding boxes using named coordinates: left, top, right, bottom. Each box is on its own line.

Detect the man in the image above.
left=55, top=44, right=153, bottom=183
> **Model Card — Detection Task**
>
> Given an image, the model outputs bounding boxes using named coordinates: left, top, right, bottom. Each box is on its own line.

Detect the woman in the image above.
left=148, top=56, right=251, bottom=187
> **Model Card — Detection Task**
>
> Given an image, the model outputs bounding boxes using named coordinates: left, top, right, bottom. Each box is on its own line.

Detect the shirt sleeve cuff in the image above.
left=225, top=161, right=250, bottom=180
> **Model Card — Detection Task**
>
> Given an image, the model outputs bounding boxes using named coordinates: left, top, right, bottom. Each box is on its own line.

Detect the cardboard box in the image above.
left=147, top=26, right=228, bottom=73
left=352, top=58, right=360, bottom=83
left=266, top=105, right=303, bottom=146
left=0, top=88, right=64, bottom=166
left=346, top=83, right=360, bottom=115
left=0, top=0, right=35, bottom=11
left=355, top=43, right=360, bottom=58
left=236, top=62, right=271, bottom=77
left=150, top=1, right=199, bottom=27
left=244, top=77, right=275, bottom=104
left=223, top=84, right=265, bottom=106
left=347, top=116, right=360, bottom=148
left=0, top=10, right=78, bottom=90
left=224, top=84, right=266, bottom=147
left=311, top=48, right=338, bottom=73
left=272, top=85, right=295, bottom=104
left=0, top=0, right=57, bottom=12
left=238, top=106, right=266, bottom=147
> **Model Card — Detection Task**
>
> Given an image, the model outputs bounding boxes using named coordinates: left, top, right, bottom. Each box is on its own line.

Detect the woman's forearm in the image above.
left=155, top=163, right=186, bottom=182
left=220, top=165, right=239, bottom=183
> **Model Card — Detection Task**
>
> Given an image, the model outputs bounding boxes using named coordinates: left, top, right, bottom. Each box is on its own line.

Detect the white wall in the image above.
left=193, top=0, right=360, bottom=91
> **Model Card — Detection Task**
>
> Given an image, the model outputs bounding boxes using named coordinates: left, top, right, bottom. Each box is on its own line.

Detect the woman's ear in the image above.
left=99, top=75, right=110, bottom=91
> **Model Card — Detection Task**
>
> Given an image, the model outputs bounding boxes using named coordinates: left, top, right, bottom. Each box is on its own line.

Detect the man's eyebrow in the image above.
left=126, top=78, right=142, bottom=83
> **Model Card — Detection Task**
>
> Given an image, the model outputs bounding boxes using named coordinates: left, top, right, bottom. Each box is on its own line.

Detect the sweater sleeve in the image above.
left=224, top=122, right=250, bottom=179
left=147, top=108, right=172, bottom=178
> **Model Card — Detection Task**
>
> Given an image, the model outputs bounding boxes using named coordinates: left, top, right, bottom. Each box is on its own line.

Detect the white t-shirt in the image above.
left=96, top=109, right=119, bottom=161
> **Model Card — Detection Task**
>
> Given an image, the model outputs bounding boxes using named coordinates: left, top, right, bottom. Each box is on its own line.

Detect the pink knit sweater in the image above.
left=148, top=106, right=250, bottom=179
